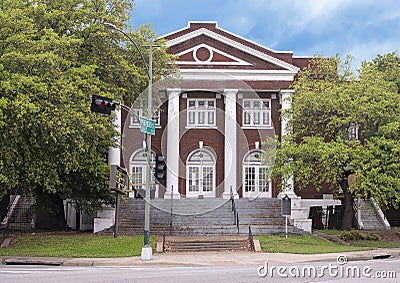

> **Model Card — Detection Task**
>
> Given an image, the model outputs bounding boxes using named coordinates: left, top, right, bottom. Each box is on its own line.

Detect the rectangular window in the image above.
left=244, top=167, right=255, bottom=192
left=187, top=99, right=216, bottom=127
left=242, top=99, right=271, bottom=127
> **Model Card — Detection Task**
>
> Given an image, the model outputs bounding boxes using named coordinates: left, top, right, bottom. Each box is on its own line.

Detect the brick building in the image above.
left=102, top=21, right=343, bottom=233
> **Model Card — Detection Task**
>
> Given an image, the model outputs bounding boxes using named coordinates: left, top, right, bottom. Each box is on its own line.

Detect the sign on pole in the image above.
left=281, top=195, right=291, bottom=239
left=109, top=165, right=128, bottom=194
left=139, top=116, right=156, bottom=135
left=281, top=195, right=292, bottom=216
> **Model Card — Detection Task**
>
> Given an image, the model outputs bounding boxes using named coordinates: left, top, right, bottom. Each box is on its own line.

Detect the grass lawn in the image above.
left=256, top=234, right=371, bottom=254
left=0, top=233, right=157, bottom=258
left=351, top=240, right=400, bottom=249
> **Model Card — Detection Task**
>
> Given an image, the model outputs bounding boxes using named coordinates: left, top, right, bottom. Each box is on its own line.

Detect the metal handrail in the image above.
left=230, top=186, right=240, bottom=234
left=1, top=195, right=21, bottom=227
left=248, top=225, right=255, bottom=252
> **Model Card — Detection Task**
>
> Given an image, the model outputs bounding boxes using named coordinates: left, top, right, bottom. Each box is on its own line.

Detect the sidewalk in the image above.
left=2, top=248, right=400, bottom=267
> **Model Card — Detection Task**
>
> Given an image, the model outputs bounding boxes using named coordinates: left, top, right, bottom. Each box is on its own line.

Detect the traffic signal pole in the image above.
left=143, top=41, right=152, bottom=257
left=103, top=23, right=154, bottom=261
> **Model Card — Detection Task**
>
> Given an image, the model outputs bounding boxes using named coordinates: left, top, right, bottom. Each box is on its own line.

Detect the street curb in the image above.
left=1, top=249, right=399, bottom=267
left=2, top=257, right=64, bottom=266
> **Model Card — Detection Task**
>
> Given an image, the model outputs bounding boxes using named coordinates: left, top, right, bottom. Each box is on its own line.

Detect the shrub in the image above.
left=340, top=230, right=365, bottom=242
left=365, top=233, right=379, bottom=241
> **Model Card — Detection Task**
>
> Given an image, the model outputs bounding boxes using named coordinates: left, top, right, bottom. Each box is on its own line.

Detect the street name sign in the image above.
left=140, top=116, right=156, bottom=135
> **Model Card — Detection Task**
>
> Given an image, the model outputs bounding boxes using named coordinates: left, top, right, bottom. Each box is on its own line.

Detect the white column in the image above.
left=278, top=89, right=296, bottom=198
left=164, top=89, right=181, bottom=199
left=223, top=89, right=239, bottom=199
left=108, top=107, right=121, bottom=166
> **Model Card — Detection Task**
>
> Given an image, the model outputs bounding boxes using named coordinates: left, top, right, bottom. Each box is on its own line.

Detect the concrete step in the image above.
left=165, top=236, right=249, bottom=252
left=99, top=197, right=301, bottom=236
left=359, top=199, right=387, bottom=230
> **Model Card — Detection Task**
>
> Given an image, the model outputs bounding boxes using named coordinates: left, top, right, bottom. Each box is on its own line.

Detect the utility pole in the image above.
left=142, top=41, right=153, bottom=260
left=103, top=23, right=153, bottom=260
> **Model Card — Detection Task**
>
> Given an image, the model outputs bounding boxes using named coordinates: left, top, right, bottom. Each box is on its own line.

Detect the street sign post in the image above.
left=139, top=116, right=156, bottom=136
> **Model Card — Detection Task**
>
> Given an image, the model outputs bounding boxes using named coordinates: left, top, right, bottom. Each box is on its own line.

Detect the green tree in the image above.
left=272, top=55, right=400, bottom=230
left=372, top=52, right=400, bottom=93
left=0, top=0, right=175, bottom=228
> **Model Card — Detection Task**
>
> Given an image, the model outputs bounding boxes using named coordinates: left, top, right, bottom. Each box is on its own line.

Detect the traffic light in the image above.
left=155, top=153, right=166, bottom=183
left=90, top=95, right=116, bottom=115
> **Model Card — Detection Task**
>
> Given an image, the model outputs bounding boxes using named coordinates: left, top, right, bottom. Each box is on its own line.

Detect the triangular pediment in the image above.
left=176, top=43, right=253, bottom=66
left=162, top=22, right=300, bottom=73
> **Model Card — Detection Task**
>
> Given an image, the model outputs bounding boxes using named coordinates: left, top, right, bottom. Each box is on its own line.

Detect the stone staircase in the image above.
left=165, top=236, right=249, bottom=252
left=98, top=197, right=304, bottom=236
left=358, top=199, right=389, bottom=230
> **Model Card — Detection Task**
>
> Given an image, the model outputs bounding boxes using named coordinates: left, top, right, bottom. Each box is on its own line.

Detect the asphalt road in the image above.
left=0, top=258, right=399, bottom=283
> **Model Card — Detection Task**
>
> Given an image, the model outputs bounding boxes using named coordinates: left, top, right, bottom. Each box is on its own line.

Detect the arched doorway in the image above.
left=242, top=150, right=271, bottom=198
left=186, top=149, right=216, bottom=198
left=129, top=149, right=158, bottom=198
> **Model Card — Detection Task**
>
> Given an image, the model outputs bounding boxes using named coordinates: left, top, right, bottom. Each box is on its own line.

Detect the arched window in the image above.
left=186, top=149, right=216, bottom=197
left=129, top=149, right=157, bottom=197
left=242, top=150, right=271, bottom=198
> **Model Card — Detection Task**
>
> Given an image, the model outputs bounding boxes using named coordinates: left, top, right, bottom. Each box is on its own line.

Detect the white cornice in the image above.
left=166, top=27, right=299, bottom=73
left=178, top=69, right=296, bottom=81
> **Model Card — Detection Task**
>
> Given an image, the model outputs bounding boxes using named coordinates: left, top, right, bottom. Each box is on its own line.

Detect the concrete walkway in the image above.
left=2, top=248, right=400, bottom=267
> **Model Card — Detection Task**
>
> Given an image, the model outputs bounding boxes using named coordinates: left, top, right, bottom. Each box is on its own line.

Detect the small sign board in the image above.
left=139, top=116, right=156, bottom=135
left=109, top=165, right=128, bottom=194
left=281, top=195, right=291, bottom=216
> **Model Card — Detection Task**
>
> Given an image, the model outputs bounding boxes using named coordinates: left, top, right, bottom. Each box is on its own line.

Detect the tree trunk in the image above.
left=35, top=188, right=66, bottom=230
left=341, top=178, right=354, bottom=230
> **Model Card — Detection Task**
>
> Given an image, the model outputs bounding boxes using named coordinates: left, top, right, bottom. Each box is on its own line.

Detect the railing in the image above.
left=1, top=195, right=21, bottom=228
left=162, top=232, right=166, bottom=253
left=230, top=186, right=240, bottom=234
left=353, top=197, right=364, bottom=229
left=1, top=200, right=35, bottom=233
left=248, top=225, right=255, bottom=252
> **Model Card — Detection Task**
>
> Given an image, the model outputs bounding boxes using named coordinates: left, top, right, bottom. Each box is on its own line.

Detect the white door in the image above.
left=186, top=149, right=215, bottom=198
left=243, top=150, right=271, bottom=198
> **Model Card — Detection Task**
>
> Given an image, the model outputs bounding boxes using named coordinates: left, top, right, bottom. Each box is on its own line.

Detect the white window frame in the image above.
left=186, top=149, right=216, bottom=198
left=242, top=150, right=272, bottom=198
left=242, top=99, right=271, bottom=128
left=187, top=99, right=216, bottom=128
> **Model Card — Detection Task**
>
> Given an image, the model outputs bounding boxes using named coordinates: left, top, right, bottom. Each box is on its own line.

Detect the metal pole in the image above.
left=285, top=216, right=288, bottom=239
left=170, top=185, right=173, bottom=235
left=143, top=41, right=152, bottom=248
left=114, top=192, right=120, bottom=238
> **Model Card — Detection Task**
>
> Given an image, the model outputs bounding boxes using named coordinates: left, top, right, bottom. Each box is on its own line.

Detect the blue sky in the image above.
left=129, top=0, right=400, bottom=68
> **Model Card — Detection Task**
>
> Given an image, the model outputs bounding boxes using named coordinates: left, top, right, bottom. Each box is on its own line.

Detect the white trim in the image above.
left=185, top=126, right=218, bottom=130
left=176, top=43, right=252, bottom=66
left=178, top=69, right=297, bottom=81
left=161, top=21, right=293, bottom=55
left=166, top=27, right=299, bottom=72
